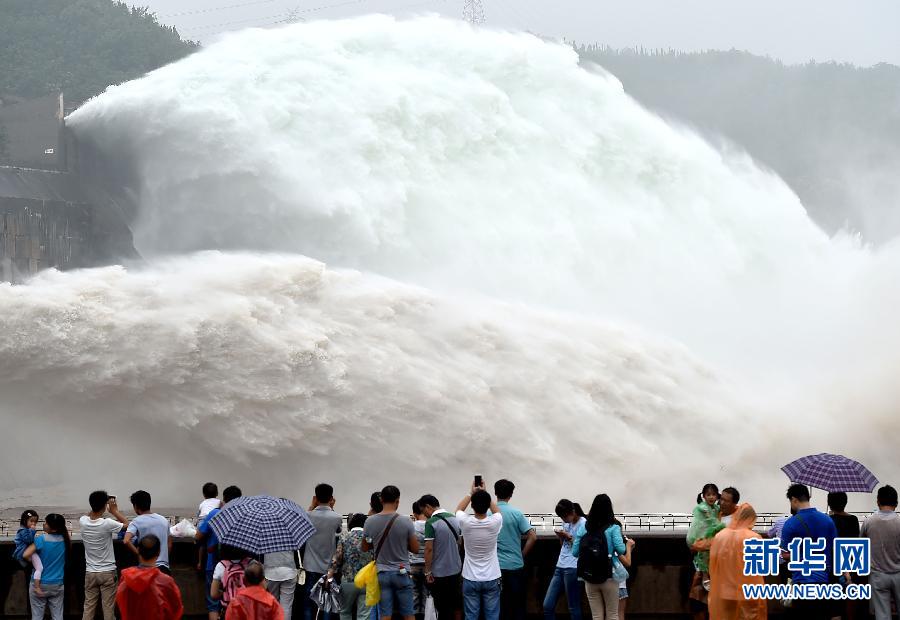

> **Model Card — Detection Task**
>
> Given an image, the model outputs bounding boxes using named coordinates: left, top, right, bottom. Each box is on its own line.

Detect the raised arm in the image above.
left=619, top=538, right=636, bottom=568
left=108, top=498, right=129, bottom=529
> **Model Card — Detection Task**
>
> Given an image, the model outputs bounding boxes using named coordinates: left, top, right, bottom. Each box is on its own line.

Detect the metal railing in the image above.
left=1, top=512, right=878, bottom=538
left=0, top=515, right=186, bottom=538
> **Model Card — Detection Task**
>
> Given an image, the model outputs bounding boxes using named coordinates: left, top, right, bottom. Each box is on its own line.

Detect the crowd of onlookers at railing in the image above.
left=684, top=482, right=900, bottom=620
left=6, top=478, right=900, bottom=620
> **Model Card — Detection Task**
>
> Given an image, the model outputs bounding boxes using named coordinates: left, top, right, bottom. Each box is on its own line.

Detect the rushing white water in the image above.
left=0, top=253, right=762, bottom=509
left=2, top=16, right=898, bottom=511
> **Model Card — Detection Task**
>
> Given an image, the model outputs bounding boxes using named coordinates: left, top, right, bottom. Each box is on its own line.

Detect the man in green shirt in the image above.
left=419, top=494, right=463, bottom=620
left=494, top=480, right=536, bottom=620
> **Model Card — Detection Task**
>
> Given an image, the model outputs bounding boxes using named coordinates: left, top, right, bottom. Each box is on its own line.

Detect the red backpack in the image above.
left=221, top=558, right=251, bottom=606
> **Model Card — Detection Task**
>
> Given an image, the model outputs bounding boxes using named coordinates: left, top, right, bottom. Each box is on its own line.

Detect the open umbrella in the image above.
left=209, top=495, right=317, bottom=554
left=781, top=453, right=879, bottom=493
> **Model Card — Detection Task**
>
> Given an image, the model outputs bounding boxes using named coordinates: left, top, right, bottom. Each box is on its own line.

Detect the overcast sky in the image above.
left=142, top=0, right=900, bottom=67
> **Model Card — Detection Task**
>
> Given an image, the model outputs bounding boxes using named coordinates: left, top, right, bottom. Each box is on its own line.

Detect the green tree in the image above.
left=576, top=46, right=900, bottom=240
left=0, top=0, right=199, bottom=103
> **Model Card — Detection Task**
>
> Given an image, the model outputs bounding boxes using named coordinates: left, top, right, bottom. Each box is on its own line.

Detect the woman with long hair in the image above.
left=369, top=492, right=383, bottom=516
left=709, top=503, right=767, bottom=620
left=572, top=495, right=633, bottom=620
left=23, top=513, right=70, bottom=620
left=543, top=499, right=587, bottom=620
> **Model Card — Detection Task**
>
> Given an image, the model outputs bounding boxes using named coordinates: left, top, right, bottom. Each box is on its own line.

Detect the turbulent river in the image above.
left=2, top=16, right=898, bottom=512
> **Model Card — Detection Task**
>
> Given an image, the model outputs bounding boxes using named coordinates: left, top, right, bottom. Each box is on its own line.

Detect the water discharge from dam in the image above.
left=2, top=16, right=899, bottom=512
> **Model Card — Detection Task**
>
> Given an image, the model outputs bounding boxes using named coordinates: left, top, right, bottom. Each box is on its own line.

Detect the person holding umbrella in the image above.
left=781, top=453, right=880, bottom=620
left=209, top=494, right=318, bottom=619
left=780, top=483, right=838, bottom=620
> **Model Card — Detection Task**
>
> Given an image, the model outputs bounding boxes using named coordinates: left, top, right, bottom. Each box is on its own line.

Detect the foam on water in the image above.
left=0, top=253, right=761, bottom=508
left=2, top=16, right=898, bottom=510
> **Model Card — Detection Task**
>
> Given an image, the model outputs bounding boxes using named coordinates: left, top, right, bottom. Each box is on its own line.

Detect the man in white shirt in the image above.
left=455, top=482, right=503, bottom=620
left=80, top=490, right=128, bottom=620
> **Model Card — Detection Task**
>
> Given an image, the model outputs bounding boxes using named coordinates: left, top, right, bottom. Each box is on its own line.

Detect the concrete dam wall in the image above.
left=0, top=167, right=94, bottom=279
left=0, top=93, right=139, bottom=281
left=0, top=165, right=137, bottom=281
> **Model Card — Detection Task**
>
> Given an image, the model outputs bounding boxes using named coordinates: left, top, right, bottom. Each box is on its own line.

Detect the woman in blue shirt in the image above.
left=23, top=513, right=70, bottom=620
left=572, top=495, right=632, bottom=620
left=543, top=499, right=586, bottom=620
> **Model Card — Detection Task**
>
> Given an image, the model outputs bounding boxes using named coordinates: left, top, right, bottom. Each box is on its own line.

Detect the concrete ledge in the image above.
left=0, top=534, right=836, bottom=619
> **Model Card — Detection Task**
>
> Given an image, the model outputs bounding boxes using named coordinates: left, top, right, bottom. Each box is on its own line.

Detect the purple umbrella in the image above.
left=781, top=453, right=879, bottom=493
left=209, top=495, right=317, bottom=555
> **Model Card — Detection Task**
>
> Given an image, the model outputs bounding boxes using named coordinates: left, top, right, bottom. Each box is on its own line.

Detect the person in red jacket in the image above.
left=116, top=535, right=184, bottom=620
left=229, top=561, right=285, bottom=620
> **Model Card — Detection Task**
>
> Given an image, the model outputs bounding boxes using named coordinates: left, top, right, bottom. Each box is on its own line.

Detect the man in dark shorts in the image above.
left=419, top=494, right=463, bottom=620
left=363, top=485, right=420, bottom=620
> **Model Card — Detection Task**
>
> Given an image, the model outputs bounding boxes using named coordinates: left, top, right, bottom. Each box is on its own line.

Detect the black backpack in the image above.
left=576, top=527, right=612, bottom=583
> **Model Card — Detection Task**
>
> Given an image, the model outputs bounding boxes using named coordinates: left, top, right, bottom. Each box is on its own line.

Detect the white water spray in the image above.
left=2, top=16, right=898, bottom=510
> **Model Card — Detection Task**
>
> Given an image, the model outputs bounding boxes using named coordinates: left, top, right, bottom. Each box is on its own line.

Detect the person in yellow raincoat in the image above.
left=709, top=503, right=767, bottom=620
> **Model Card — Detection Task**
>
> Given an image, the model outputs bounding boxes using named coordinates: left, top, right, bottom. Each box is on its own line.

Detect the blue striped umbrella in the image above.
left=781, top=453, right=879, bottom=493
left=209, top=495, right=317, bottom=554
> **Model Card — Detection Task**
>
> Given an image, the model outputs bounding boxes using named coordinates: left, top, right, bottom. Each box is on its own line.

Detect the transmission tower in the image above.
left=462, top=0, right=485, bottom=24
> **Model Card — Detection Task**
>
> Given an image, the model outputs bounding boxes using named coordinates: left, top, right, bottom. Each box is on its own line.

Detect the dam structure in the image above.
left=0, top=93, right=136, bottom=281
left=1, top=17, right=894, bottom=617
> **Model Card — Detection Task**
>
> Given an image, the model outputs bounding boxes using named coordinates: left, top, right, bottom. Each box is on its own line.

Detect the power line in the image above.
left=160, top=0, right=278, bottom=18
left=179, top=11, right=295, bottom=33
left=181, top=0, right=447, bottom=38
left=389, top=0, right=447, bottom=12
left=291, top=0, right=369, bottom=15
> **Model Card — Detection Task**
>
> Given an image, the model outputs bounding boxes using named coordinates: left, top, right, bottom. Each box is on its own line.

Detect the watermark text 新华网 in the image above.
left=741, top=537, right=872, bottom=601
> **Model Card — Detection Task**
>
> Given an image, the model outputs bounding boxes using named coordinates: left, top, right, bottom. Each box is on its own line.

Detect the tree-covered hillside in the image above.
left=577, top=46, right=900, bottom=241
left=0, top=0, right=199, bottom=103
